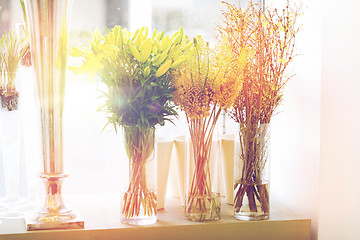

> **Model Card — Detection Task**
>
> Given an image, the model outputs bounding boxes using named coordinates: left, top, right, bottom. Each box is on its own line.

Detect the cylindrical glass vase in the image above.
left=234, top=123, right=270, bottom=221
left=121, top=125, right=157, bottom=225
left=0, top=71, right=23, bottom=218
left=185, top=121, right=221, bottom=222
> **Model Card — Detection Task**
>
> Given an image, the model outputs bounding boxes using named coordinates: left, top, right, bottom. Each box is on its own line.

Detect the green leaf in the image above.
left=144, top=66, right=151, bottom=78
left=152, top=29, right=158, bottom=39
left=140, top=77, right=147, bottom=86
left=151, top=95, right=160, bottom=100
left=140, top=110, right=145, bottom=123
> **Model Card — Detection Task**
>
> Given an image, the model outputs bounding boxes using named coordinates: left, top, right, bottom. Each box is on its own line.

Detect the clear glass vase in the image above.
left=120, top=125, right=157, bottom=225
left=234, top=123, right=270, bottom=221
left=16, top=24, right=41, bottom=213
left=17, top=65, right=41, bottom=213
left=185, top=120, right=221, bottom=222
left=24, top=0, right=83, bottom=230
left=0, top=71, right=23, bottom=218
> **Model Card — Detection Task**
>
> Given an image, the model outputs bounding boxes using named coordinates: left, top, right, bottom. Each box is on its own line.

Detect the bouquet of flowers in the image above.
left=71, top=26, right=190, bottom=223
left=218, top=1, right=301, bottom=220
left=173, top=36, right=244, bottom=221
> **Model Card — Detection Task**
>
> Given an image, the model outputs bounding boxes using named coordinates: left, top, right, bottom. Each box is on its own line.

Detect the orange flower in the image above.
left=219, top=1, right=301, bottom=124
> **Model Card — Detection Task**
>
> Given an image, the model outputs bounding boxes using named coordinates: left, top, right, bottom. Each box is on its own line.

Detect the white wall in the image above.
left=129, top=0, right=151, bottom=31
left=71, top=0, right=107, bottom=32
left=268, top=0, right=322, bottom=239
left=319, top=0, right=360, bottom=239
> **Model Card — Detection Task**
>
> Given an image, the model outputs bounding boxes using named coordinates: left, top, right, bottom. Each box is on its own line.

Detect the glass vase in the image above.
left=234, top=123, right=270, bottom=221
left=185, top=120, right=221, bottom=222
left=16, top=24, right=41, bottom=213
left=17, top=65, right=41, bottom=213
left=121, top=125, right=157, bottom=225
left=24, top=0, right=83, bottom=230
left=0, top=71, right=23, bottom=218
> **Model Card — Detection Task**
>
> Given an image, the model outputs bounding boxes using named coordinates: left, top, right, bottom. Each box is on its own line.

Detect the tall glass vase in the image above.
left=121, top=125, right=157, bottom=225
left=234, top=123, right=270, bottom=221
left=24, top=0, right=83, bottom=230
left=185, top=120, right=221, bottom=222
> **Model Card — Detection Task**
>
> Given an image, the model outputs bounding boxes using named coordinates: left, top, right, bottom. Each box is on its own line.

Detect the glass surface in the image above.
left=185, top=123, right=221, bottom=222
left=0, top=71, right=23, bottom=219
left=24, top=0, right=78, bottom=225
left=185, top=193, right=221, bottom=222
left=25, top=0, right=73, bottom=174
left=120, top=126, right=157, bottom=225
left=234, top=123, right=270, bottom=221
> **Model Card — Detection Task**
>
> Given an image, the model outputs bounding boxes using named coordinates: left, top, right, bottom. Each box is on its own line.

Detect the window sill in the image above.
left=0, top=193, right=311, bottom=240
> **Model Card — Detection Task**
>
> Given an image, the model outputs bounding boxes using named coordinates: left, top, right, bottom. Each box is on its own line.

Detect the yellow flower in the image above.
left=173, top=36, right=244, bottom=120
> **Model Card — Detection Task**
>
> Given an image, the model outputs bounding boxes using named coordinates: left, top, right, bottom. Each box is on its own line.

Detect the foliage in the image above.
left=70, top=26, right=191, bottom=131
left=219, top=1, right=302, bottom=125
left=218, top=1, right=302, bottom=217
left=71, top=26, right=191, bottom=220
left=0, top=31, right=27, bottom=86
left=173, top=35, right=244, bottom=119
left=0, top=31, right=27, bottom=110
left=19, top=0, right=28, bottom=27
left=172, top=35, right=244, bottom=220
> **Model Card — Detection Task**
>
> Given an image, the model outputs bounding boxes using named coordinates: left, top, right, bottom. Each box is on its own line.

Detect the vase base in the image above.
left=121, top=216, right=157, bottom=225
left=185, top=193, right=221, bottom=222
left=25, top=209, right=84, bottom=231
left=234, top=212, right=269, bottom=221
left=185, top=214, right=220, bottom=222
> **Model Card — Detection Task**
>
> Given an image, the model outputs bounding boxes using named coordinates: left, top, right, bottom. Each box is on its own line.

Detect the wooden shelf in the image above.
left=0, top=193, right=311, bottom=240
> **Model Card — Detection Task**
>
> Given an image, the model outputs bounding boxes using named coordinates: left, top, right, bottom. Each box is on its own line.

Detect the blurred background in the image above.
left=1, top=0, right=359, bottom=239
left=0, top=0, right=245, bottom=193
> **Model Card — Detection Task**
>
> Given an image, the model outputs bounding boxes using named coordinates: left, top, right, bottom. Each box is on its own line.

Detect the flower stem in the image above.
left=185, top=106, right=221, bottom=220
left=122, top=126, right=156, bottom=219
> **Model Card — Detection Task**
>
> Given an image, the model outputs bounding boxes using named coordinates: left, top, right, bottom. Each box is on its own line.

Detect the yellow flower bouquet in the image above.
left=71, top=26, right=190, bottom=225
left=173, top=36, right=244, bottom=221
